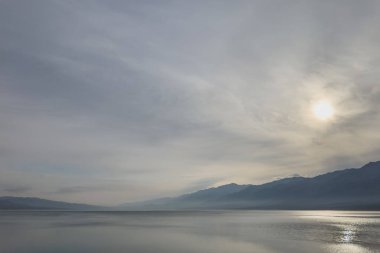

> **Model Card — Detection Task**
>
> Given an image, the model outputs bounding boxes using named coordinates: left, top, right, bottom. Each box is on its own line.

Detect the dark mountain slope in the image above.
left=225, top=161, right=380, bottom=209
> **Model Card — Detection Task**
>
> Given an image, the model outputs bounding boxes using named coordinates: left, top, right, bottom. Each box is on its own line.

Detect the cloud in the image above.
left=0, top=0, right=380, bottom=204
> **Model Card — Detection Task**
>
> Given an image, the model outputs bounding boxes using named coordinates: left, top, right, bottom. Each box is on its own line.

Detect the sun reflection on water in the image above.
left=339, top=225, right=356, bottom=243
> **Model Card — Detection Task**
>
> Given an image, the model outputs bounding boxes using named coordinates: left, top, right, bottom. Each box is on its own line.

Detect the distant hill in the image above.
left=0, top=196, right=103, bottom=210
left=120, top=183, right=250, bottom=210
left=121, top=161, right=380, bottom=210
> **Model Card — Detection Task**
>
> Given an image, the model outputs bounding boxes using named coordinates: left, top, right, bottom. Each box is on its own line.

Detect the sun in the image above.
left=312, top=100, right=334, bottom=121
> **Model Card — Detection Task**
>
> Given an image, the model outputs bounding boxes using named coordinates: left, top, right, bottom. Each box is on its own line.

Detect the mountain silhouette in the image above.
left=121, top=161, right=380, bottom=210
left=0, top=196, right=102, bottom=210
left=2, top=161, right=380, bottom=210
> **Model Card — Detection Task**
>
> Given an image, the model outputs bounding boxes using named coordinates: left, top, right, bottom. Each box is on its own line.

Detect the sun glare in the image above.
left=312, top=100, right=334, bottom=121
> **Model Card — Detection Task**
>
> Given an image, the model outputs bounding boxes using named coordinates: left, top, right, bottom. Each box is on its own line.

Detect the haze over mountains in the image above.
left=2, top=161, right=380, bottom=210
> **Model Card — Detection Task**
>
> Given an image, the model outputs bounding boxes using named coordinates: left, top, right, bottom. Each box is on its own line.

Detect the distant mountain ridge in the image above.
left=121, top=161, right=380, bottom=210
left=2, top=161, right=380, bottom=210
left=0, top=196, right=103, bottom=210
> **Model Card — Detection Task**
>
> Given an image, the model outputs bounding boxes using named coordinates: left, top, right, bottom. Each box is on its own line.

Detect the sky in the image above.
left=1, top=0, right=380, bottom=205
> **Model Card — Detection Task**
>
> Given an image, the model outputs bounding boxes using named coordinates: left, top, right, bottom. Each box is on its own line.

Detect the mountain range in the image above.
left=121, top=161, right=380, bottom=210
left=1, top=161, right=380, bottom=210
left=0, top=196, right=102, bottom=210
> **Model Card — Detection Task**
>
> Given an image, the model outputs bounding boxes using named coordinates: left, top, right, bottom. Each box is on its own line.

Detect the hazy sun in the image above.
left=312, top=100, right=334, bottom=121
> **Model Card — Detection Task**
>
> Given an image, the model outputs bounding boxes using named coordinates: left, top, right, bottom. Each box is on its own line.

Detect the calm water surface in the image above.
left=0, top=210, right=379, bottom=253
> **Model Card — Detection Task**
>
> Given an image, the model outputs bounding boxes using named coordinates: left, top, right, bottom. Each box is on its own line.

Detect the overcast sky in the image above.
left=1, top=0, right=380, bottom=205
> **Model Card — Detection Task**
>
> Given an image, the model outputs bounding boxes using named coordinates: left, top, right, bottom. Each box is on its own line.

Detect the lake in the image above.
left=0, top=210, right=379, bottom=253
